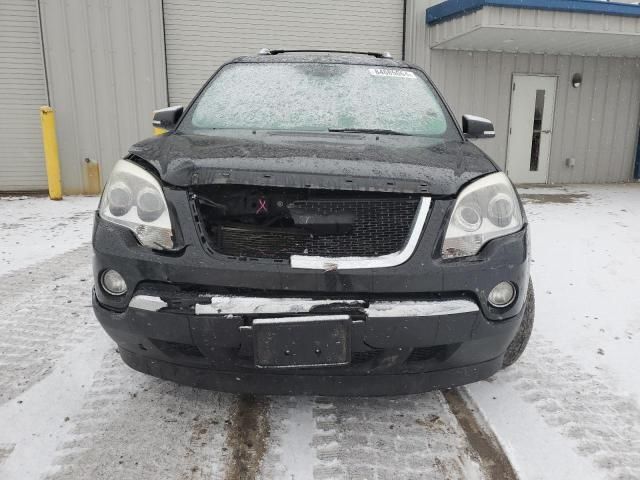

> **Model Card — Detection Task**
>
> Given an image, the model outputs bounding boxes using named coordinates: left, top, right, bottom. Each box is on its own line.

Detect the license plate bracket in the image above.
left=252, top=315, right=351, bottom=368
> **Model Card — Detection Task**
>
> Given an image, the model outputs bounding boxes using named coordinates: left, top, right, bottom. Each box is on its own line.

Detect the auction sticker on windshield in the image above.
left=368, top=68, right=417, bottom=79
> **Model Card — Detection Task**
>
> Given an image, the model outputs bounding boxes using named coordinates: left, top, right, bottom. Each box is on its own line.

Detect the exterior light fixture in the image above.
left=572, top=73, right=582, bottom=88
left=488, top=282, right=516, bottom=308
left=101, top=269, right=127, bottom=296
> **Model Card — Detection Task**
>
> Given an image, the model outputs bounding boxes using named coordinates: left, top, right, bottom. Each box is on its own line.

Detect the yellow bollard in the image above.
left=39, top=106, right=63, bottom=200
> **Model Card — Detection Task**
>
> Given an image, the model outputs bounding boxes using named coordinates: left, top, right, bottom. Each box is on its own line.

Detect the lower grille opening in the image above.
left=351, top=349, right=384, bottom=364
left=151, top=339, right=204, bottom=358
left=407, top=346, right=445, bottom=363
left=191, top=185, right=420, bottom=260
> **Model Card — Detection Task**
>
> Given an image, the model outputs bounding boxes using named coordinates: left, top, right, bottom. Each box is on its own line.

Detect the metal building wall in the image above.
left=405, top=0, right=435, bottom=67
left=405, top=1, right=640, bottom=184
left=39, top=0, right=167, bottom=194
left=427, top=51, right=640, bottom=183
left=162, top=0, right=406, bottom=106
left=0, top=0, right=49, bottom=191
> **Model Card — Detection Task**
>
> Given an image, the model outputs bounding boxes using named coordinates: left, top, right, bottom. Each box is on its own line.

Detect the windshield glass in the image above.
left=179, top=62, right=459, bottom=138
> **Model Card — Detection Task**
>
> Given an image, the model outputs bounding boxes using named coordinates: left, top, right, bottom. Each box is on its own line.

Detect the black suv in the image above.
left=92, top=50, right=534, bottom=396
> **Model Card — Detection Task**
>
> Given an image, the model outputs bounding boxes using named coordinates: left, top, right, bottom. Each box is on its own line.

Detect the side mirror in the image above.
left=462, top=114, right=495, bottom=139
left=153, top=106, right=183, bottom=131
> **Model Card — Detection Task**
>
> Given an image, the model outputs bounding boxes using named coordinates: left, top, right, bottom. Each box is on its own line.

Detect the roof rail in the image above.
left=258, top=48, right=393, bottom=59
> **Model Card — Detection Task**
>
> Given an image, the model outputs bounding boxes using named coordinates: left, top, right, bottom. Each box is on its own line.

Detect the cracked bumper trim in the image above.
left=127, top=293, right=480, bottom=318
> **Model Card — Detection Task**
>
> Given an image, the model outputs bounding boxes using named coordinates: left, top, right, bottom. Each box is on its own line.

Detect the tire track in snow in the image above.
left=0, top=330, right=111, bottom=480
left=260, top=393, right=486, bottom=479
left=0, top=245, right=98, bottom=405
left=498, top=335, right=640, bottom=479
left=46, top=349, right=234, bottom=480
left=224, top=395, right=270, bottom=480
left=0, top=244, right=90, bottom=302
left=311, top=393, right=484, bottom=479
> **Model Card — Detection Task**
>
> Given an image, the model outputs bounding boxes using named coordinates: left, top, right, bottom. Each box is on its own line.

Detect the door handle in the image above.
left=541, top=129, right=552, bottom=134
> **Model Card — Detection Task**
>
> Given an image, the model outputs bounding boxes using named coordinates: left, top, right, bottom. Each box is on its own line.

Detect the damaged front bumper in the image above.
left=93, top=290, right=524, bottom=396
left=92, top=192, right=529, bottom=395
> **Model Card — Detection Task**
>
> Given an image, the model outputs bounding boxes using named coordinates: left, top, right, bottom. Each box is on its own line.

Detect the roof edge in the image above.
left=427, top=0, right=640, bottom=25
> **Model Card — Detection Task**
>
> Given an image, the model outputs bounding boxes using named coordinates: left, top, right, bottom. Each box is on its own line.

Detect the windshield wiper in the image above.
left=328, top=128, right=411, bottom=136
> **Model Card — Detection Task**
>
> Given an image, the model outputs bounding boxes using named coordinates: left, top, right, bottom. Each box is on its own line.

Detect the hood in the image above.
left=128, top=131, right=497, bottom=196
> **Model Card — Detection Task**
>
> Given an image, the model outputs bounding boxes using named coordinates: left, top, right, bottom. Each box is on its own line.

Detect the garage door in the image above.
left=0, top=0, right=48, bottom=191
left=163, top=0, right=405, bottom=106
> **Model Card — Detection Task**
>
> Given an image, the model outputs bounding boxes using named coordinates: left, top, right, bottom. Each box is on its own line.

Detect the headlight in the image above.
left=99, top=160, right=174, bottom=249
left=442, top=172, right=523, bottom=259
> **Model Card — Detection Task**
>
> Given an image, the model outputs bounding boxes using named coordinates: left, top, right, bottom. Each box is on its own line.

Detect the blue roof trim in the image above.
left=427, top=0, right=640, bottom=25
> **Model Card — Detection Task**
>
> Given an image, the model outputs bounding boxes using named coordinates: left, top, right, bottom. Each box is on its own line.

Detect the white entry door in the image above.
left=506, top=75, right=557, bottom=183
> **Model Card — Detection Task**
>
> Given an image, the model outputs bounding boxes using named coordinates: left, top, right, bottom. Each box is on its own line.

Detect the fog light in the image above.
left=101, top=269, right=127, bottom=296
left=488, top=282, right=515, bottom=308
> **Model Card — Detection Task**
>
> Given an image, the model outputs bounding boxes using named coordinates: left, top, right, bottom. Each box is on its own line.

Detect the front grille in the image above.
left=195, top=192, right=420, bottom=260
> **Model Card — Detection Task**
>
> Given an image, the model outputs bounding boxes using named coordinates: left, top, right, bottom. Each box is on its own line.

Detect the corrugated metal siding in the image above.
left=39, top=0, right=167, bottom=194
left=0, top=0, right=48, bottom=191
left=405, top=0, right=433, bottom=66
left=427, top=50, right=640, bottom=183
left=405, top=1, right=640, bottom=183
left=163, top=0, right=406, bottom=106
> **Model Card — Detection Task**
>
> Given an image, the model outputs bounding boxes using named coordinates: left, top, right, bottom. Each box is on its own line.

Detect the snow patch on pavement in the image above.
left=0, top=246, right=96, bottom=405
left=468, top=184, right=640, bottom=480
left=522, top=184, right=640, bottom=398
left=466, top=377, right=603, bottom=480
left=46, top=350, right=234, bottom=480
left=0, top=331, right=110, bottom=480
left=259, top=397, right=317, bottom=479
left=0, top=195, right=97, bottom=275
left=496, top=336, right=640, bottom=479
left=0, top=445, right=15, bottom=467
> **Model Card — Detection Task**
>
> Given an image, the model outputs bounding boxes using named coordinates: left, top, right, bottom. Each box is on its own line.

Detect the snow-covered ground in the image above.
left=0, top=186, right=638, bottom=480
left=0, top=195, right=97, bottom=275
left=470, top=184, right=640, bottom=480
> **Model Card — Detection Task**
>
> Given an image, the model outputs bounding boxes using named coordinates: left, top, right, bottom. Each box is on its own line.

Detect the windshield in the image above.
left=179, top=62, right=460, bottom=139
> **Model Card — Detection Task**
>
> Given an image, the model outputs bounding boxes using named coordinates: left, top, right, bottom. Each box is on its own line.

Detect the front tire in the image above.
left=502, top=278, right=535, bottom=368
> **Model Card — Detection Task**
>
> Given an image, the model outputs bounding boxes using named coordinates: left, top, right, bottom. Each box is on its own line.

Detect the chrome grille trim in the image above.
left=289, top=197, right=431, bottom=270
